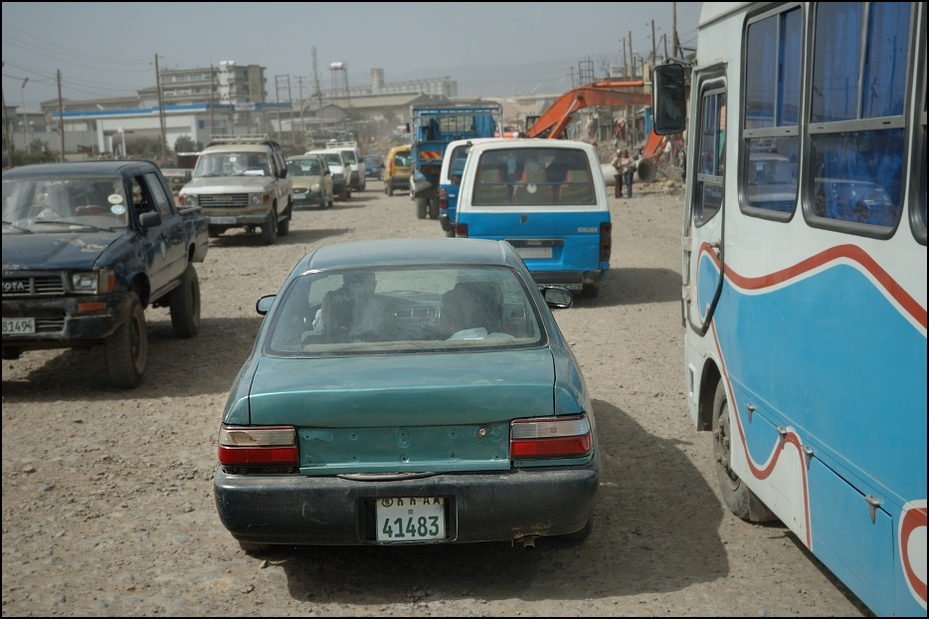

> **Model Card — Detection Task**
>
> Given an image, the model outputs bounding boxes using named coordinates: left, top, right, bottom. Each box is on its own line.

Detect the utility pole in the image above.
left=155, top=54, right=167, bottom=161
left=673, top=2, right=680, bottom=58
left=312, top=48, right=325, bottom=138
left=2, top=61, right=16, bottom=163
left=57, top=70, right=65, bottom=161
left=651, top=19, right=657, bottom=68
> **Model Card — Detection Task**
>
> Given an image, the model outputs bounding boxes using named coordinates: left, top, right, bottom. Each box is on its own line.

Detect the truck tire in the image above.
left=169, top=263, right=201, bottom=338
left=387, top=182, right=394, bottom=197
left=428, top=197, right=439, bottom=220
left=105, top=292, right=147, bottom=389
left=416, top=197, right=428, bottom=219
left=261, top=208, right=278, bottom=245
left=278, top=205, right=291, bottom=237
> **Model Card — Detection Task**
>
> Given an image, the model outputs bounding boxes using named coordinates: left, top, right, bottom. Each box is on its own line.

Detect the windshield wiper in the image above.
left=32, top=219, right=117, bottom=232
left=2, top=219, right=33, bottom=233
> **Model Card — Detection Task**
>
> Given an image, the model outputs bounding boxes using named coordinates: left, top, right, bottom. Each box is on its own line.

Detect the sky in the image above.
left=2, top=2, right=702, bottom=110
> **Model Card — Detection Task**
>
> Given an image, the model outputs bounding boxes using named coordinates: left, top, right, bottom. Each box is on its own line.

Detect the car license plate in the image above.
left=516, top=246, right=553, bottom=259
left=210, top=216, right=236, bottom=225
left=2, top=317, right=35, bottom=335
left=375, top=497, right=445, bottom=542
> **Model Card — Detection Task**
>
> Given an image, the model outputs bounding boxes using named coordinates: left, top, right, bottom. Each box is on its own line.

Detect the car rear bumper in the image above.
left=214, top=450, right=599, bottom=546
left=529, top=269, right=608, bottom=290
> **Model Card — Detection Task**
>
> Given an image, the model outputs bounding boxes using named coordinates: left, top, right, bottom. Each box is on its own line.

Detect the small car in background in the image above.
left=286, top=155, right=334, bottom=209
left=213, top=237, right=599, bottom=551
left=306, top=149, right=350, bottom=201
left=363, top=154, right=384, bottom=179
left=383, top=144, right=413, bottom=197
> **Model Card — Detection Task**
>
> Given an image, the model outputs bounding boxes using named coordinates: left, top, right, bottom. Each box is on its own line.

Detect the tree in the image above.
left=174, top=135, right=202, bottom=153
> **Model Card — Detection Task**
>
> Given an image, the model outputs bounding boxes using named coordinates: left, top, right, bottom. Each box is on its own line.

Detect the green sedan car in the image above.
left=214, top=238, right=599, bottom=551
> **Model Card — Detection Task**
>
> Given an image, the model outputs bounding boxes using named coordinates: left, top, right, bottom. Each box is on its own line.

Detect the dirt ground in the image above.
left=1, top=168, right=872, bottom=617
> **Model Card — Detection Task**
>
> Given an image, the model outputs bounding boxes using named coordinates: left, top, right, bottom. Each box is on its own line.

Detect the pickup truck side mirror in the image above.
left=139, top=211, right=162, bottom=230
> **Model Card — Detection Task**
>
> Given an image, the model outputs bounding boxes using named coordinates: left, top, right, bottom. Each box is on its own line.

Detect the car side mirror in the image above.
left=542, top=287, right=574, bottom=309
left=139, top=211, right=162, bottom=230
left=256, top=294, right=276, bottom=315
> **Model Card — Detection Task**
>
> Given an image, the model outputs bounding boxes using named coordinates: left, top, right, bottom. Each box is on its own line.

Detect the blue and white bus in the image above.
left=652, top=3, right=926, bottom=616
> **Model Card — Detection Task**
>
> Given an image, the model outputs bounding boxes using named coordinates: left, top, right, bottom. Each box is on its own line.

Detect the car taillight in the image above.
left=510, top=414, right=592, bottom=459
left=599, top=222, right=612, bottom=262
left=438, top=187, right=448, bottom=210
left=218, top=425, right=298, bottom=466
left=455, top=222, right=468, bottom=238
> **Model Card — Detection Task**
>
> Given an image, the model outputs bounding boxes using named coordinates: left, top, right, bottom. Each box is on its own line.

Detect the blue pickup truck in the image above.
left=2, top=160, right=209, bottom=388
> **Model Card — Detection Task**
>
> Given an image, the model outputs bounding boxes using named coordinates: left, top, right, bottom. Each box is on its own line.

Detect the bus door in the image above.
left=684, top=79, right=727, bottom=338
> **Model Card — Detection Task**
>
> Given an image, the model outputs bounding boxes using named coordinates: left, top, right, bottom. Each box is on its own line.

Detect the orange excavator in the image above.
left=525, top=80, right=669, bottom=181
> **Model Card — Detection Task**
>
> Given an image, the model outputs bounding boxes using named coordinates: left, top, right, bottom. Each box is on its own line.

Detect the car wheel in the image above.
left=416, top=197, right=427, bottom=219
left=580, top=284, right=600, bottom=299
left=387, top=183, right=394, bottom=197
left=238, top=540, right=271, bottom=554
left=428, top=197, right=439, bottom=219
left=278, top=207, right=291, bottom=237
left=105, top=292, right=147, bottom=389
left=712, top=380, right=777, bottom=522
left=341, top=186, right=350, bottom=201
left=559, top=516, right=594, bottom=543
left=168, top=263, right=201, bottom=338
left=261, top=207, right=278, bottom=245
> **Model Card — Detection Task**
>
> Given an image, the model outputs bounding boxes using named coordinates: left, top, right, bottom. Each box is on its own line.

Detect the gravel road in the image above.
left=1, top=175, right=871, bottom=617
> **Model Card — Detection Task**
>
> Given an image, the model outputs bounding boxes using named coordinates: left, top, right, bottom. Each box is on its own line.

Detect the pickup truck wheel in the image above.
left=580, top=284, right=600, bottom=299
left=428, top=197, right=439, bottom=219
left=105, top=292, right=147, bottom=389
left=278, top=207, right=291, bottom=237
left=261, top=208, right=278, bottom=245
left=416, top=198, right=428, bottom=219
left=169, top=263, right=201, bottom=338
left=387, top=183, right=394, bottom=197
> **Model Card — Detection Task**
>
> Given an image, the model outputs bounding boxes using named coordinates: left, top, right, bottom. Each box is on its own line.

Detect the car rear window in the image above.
left=472, top=147, right=595, bottom=206
left=264, top=266, right=545, bottom=355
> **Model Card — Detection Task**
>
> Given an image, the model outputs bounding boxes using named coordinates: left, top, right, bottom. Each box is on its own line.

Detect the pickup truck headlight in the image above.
left=179, top=194, right=197, bottom=207
left=71, top=269, right=115, bottom=294
left=249, top=194, right=263, bottom=206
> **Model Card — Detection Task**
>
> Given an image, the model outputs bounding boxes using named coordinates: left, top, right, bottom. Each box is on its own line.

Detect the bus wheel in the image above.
left=712, top=380, right=777, bottom=523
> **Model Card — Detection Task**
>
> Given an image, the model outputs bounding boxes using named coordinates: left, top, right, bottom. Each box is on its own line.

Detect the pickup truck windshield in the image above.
left=2, top=177, right=130, bottom=231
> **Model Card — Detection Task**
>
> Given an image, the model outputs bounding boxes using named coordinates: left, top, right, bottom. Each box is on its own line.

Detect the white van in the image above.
left=437, top=137, right=506, bottom=237
left=455, top=140, right=612, bottom=298
left=325, top=141, right=365, bottom=192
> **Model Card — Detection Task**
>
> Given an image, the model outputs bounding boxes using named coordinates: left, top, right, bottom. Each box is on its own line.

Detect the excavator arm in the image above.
left=526, top=81, right=653, bottom=141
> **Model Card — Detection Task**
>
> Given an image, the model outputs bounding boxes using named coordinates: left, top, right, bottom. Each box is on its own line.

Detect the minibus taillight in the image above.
left=599, top=222, right=613, bottom=262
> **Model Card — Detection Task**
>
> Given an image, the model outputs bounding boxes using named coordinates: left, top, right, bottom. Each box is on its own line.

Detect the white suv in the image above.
left=178, top=135, right=293, bottom=245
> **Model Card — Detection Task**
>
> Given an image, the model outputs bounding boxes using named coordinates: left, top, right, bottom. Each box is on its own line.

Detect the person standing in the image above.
left=610, top=149, right=625, bottom=198
left=620, top=149, right=636, bottom=198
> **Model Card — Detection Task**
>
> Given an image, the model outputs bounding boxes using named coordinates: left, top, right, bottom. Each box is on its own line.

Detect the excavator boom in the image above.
left=526, top=81, right=653, bottom=140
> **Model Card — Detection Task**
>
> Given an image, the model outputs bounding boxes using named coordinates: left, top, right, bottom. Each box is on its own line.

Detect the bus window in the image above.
left=695, top=89, right=725, bottom=224
left=742, top=7, right=801, bottom=214
left=808, top=2, right=910, bottom=231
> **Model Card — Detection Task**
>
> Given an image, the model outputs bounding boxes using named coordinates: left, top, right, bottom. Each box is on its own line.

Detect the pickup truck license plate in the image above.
left=375, top=497, right=445, bottom=542
left=516, top=246, right=553, bottom=259
left=210, top=217, right=236, bottom=225
left=2, top=317, right=35, bottom=335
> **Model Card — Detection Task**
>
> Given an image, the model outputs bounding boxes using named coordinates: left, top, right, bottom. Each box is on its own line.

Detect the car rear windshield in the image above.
left=264, top=266, right=545, bottom=355
left=472, top=147, right=596, bottom=207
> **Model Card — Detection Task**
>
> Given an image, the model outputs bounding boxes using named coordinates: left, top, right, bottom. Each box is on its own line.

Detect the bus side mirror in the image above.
left=652, top=64, right=687, bottom=135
